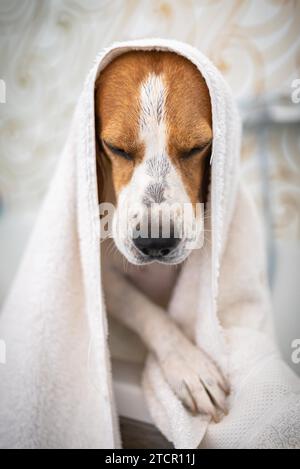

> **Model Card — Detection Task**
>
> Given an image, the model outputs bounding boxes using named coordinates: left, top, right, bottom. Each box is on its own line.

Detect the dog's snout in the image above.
left=133, top=235, right=180, bottom=258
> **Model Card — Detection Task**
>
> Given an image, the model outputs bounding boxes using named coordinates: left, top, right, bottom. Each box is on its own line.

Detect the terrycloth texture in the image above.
left=0, top=38, right=299, bottom=449
left=0, top=62, right=121, bottom=449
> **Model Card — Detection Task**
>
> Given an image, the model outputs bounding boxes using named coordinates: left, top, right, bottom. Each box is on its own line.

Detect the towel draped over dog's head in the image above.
left=94, top=40, right=240, bottom=275
left=0, top=38, right=241, bottom=449
left=2, top=39, right=296, bottom=450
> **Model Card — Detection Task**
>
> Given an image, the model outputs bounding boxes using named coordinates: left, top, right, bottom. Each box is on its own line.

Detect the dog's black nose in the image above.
left=133, top=235, right=180, bottom=258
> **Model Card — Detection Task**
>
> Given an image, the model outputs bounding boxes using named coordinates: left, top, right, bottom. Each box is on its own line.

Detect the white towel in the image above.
left=0, top=38, right=299, bottom=449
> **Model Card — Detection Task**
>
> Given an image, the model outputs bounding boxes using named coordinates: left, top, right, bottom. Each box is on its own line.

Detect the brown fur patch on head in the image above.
left=95, top=50, right=212, bottom=203
left=163, top=54, right=212, bottom=205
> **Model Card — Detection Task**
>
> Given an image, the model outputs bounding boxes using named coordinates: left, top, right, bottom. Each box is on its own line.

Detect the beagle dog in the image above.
left=96, top=51, right=229, bottom=421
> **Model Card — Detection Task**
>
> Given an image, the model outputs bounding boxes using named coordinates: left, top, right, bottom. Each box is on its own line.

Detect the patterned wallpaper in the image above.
left=242, top=124, right=300, bottom=242
left=0, top=0, right=299, bottom=368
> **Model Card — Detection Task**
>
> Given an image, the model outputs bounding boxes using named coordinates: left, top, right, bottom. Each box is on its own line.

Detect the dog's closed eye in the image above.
left=181, top=140, right=212, bottom=160
left=102, top=139, right=133, bottom=161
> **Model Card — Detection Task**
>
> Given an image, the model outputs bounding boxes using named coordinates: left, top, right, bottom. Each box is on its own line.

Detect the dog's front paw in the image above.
left=158, top=338, right=230, bottom=421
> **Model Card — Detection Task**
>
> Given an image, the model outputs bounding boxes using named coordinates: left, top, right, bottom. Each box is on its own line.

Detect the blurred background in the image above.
left=0, top=0, right=299, bottom=374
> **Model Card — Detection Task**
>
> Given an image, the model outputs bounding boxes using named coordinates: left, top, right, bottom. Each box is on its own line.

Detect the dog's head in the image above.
left=95, top=51, right=212, bottom=265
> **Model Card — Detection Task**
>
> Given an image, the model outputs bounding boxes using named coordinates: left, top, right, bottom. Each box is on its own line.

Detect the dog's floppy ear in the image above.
left=200, top=153, right=211, bottom=206
left=94, top=91, right=113, bottom=205
left=95, top=135, right=108, bottom=204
